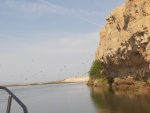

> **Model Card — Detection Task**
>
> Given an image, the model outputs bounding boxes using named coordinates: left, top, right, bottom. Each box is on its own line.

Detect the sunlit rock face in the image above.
left=96, top=0, right=150, bottom=80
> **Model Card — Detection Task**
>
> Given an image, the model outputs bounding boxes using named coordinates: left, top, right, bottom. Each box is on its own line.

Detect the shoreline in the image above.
left=87, top=77, right=150, bottom=94
left=2, top=81, right=67, bottom=87
left=1, top=76, right=89, bottom=87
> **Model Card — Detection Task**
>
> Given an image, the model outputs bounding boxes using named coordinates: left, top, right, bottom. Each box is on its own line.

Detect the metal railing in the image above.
left=0, top=86, right=28, bottom=113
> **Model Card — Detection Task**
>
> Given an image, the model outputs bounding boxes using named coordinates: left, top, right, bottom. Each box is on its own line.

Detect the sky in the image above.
left=0, top=0, right=124, bottom=84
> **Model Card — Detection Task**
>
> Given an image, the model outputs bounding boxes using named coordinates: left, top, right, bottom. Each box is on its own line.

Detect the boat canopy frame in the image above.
left=0, top=86, right=28, bottom=113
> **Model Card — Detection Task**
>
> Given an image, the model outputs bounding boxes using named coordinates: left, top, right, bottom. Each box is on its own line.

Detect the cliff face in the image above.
left=96, top=0, right=150, bottom=80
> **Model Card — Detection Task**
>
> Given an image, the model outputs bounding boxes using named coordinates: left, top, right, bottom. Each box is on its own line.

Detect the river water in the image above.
left=0, top=83, right=150, bottom=113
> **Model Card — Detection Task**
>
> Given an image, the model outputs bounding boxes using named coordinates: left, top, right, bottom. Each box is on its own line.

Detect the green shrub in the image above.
left=88, top=60, right=103, bottom=79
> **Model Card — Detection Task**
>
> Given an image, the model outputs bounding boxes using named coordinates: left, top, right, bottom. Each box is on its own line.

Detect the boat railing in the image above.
left=0, top=86, right=28, bottom=113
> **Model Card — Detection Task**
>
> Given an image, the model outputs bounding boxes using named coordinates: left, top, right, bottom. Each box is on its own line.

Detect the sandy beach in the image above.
left=62, top=76, right=89, bottom=83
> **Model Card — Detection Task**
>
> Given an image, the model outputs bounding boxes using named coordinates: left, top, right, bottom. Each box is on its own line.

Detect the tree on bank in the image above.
left=88, top=60, right=103, bottom=79
left=88, top=60, right=114, bottom=85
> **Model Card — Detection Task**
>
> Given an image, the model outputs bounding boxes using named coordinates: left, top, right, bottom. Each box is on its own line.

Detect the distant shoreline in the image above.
left=2, top=81, right=69, bottom=87
left=1, top=76, right=89, bottom=87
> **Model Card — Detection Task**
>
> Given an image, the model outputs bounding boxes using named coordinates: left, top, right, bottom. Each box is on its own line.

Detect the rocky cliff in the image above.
left=96, top=0, right=150, bottom=80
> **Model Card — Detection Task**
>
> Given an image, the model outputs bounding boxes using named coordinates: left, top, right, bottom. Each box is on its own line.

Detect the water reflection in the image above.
left=90, top=87, right=150, bottom=113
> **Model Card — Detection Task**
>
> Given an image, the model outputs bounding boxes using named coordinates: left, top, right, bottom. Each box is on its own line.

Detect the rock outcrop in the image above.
left=96, top=0, right=150, bottom=80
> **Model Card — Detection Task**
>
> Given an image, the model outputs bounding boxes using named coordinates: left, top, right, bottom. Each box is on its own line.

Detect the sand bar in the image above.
left=1, top=76, right=89, bottom=87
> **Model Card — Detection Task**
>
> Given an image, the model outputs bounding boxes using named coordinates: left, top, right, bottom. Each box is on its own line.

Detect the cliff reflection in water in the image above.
left=90, top=87, right=150, bottom=113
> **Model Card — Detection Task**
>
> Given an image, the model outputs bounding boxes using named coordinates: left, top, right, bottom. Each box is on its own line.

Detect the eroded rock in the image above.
left=96, top=0, right=150, bottom=80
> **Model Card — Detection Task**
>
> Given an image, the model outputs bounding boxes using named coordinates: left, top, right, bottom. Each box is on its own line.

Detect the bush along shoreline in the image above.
left=87, top=60, right=150, bottom=94
left=87, top=60, right=113, bottom=87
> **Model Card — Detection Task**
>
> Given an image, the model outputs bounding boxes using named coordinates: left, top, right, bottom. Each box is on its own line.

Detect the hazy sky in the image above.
left=0, top=0, right=124, bottom=84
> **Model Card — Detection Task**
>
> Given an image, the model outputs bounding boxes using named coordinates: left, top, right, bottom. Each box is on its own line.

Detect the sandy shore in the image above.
left=1, top=76, right=89, bottom=87
left=63, top=76, right=89, bottom=83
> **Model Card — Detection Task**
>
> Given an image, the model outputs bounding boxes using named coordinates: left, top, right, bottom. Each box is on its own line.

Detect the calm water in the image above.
left=0, top=83, right=150, bottom=113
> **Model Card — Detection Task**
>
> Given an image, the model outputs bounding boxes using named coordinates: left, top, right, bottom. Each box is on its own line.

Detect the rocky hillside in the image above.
left=96, top=0, right=150, bottom=80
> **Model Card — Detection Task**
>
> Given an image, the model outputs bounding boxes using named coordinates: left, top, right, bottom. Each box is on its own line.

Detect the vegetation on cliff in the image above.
left=88, top=60, right=113, bottom=86
left=88, top=60, right=103, bottom=79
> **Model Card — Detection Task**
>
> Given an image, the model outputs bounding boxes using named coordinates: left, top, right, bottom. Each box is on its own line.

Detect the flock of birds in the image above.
left=0, top=54, right=94, bottom=83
